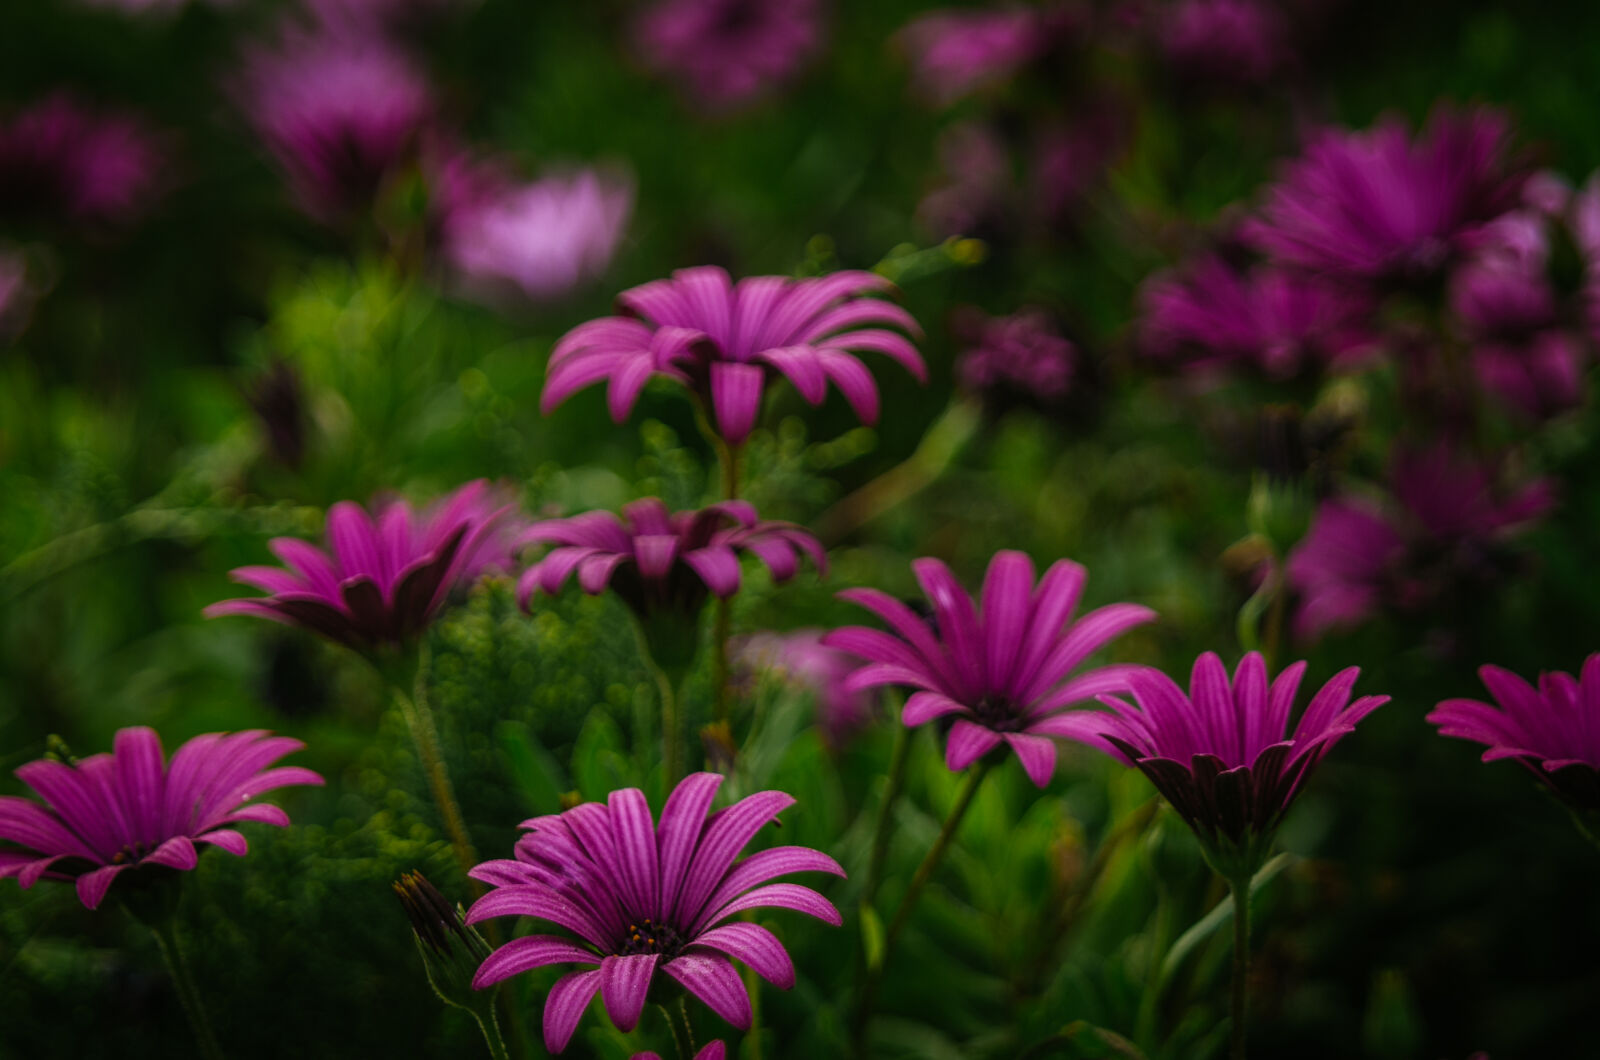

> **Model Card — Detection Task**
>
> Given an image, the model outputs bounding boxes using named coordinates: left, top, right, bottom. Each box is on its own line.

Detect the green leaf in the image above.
left=496, top=721, right=567, bottom=817
left=860, top=904, right=885, bottom=972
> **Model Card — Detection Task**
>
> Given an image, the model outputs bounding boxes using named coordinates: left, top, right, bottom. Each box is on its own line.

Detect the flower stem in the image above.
left=388, top=647, right=481, bottom=895
left=885, top=760, right=991, bottom=953
left=711, top=441, right=741, bottom=726
left=149, top=918, right=226, bottom=1060
left=468, top=1004, right=511, bottom=1060
left=861, top=717, right=912, bottom=916
left=660, top=1001, right=691, bottom=1060
left=655, top=661, right=682, bottom=794
left=1228, top=873, right=1253, bottom=1060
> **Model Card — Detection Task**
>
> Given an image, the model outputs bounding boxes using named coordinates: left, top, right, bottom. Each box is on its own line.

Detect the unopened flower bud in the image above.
left=394, top=871, right=492, bottom=1011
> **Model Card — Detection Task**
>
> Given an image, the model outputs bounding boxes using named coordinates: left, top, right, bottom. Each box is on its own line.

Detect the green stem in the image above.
left=469, top=1004, right=511, bottom=1060
left=149, top=919, right=226, bottom=1060
left=678, top=995, right=699, bottom=1057
left=1228, top=875, right=1253, bottom=1060
left=861, top=718, right=912, bottom=915
left=711, top=437, right=741, bottom=726
left=660, top=1001, right=691, bottom=1060
left=654, top=661, right=682, bottom=794
left=388, top=648, right=481, bottom=895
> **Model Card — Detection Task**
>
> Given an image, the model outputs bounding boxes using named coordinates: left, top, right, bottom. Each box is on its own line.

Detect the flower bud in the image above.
left=394, top=871, right=492, bottom=1011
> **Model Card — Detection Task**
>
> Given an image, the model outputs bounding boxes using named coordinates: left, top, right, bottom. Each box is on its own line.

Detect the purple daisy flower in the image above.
left=205, top=480, right=517, bottom=651
left=433, top=156, right=633, bottom=305
left=0, top=727, right=323, bottom=910
left=736, top=629, right=874, bottom=750
left=465, top=773, right=844, bottom=1052
left=0, top=93, right=170, bottom=229
left=1139, top=254, right=1377, bottom=379
left=953, top=307, right=1076, bottom=405
left=1159, top=0, right=1289, bottom=87
left=897, top=6, right=1065, bottom=107
left=1049, top=652, right=1386, bottom=874
left=542, top=266, right=924, bottom=445
left=633, top=0, right=823, bottom=110
left=635, top=1044, right=724, bottom=1060
left=823, top=550, right=1157, bottom=787
left=1430, top=656, right=1600, bottom=811
left=235, top=30, right=435, bottom=222
left=517, top=498, right=824, bottom=620
left=1244, top=105, right=1526, bottom=283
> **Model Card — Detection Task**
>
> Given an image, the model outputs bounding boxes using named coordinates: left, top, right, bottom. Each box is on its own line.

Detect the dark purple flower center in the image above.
left=618, top=917, right=686, bottom=959
left=972, top=694, right=1025, bottom=733
left=111, top=841, right=153, bottom=865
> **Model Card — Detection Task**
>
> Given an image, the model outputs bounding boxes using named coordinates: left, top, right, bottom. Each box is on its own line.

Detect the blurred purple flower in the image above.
left=466, top=774, right=843, bottom=1052
left=0, top=93, right=169, bottom=229
left=1568, top=173, right=1600, bottom=345
left=305, top=0, right=475, bottom=38
left=737, top=629, right=874, bottom=750
left=953, top=307, right=1076, bottom=403
left=1049, top=652, right=1386, bottom=874
left=1160, top=0, right=1289, bottom=86
left=1287, top=445, right=1554, bottom=640
left=1139, top=254, right=1377, bottom=378
left=635, top=1045, right=724, bottom=1060
left=897, top=6, right=1062, bottom=107
left=235, top=31, right=435, bottom=222
left=206, top=480, right=517, bottom=651
left=543, top=266, right=924, bottom=445
left=634, top=0, right=823, bottom=110
left=433, top=156, right=633, bottom=305
left=917, top=121, right=1010, bottom=239
left=517, top=498, right=824, bottom=619
left=1030, top=102, right=1128, bottom=224
left=1430, top=656, right=1600, bottom=811
left=825, top=550, right=1156, bottom=787
left=0, top=728, right=322, bottom=910
left=1245, top=106, right=1526, bottom=283
left=0, top=250, right=31, bottom=341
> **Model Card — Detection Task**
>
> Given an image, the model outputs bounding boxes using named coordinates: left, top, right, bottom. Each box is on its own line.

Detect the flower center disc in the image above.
left=973, top=694, right=1025, bottom=733
left=619, top=918, right=685, bottom=959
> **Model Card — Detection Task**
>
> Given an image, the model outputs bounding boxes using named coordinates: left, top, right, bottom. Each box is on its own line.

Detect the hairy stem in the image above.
left=1229, top=874, right=1253, bottom=1060
left=389, top=647, right=481, bottom=896
left=469, top=1004, right=511, bottom=1060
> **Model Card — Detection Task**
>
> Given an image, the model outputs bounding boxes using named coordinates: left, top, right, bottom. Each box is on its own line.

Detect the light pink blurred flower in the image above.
left=634, top=0, right=824, bottom=110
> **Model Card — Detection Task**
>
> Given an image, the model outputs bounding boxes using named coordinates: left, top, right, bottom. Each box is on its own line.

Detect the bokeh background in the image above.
left=4, top=0, right=1600, bottom=1057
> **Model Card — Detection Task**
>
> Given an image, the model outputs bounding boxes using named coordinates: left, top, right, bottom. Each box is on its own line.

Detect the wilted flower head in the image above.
left=434, top=157, right=633, bottom=305
left=1159, top=0, right=1289, bottom=87
left=1430, top=656, right=1600, bottom=811
left=1286, top=445, right=1554, bottom=640
left=206, top=480, right=517, bottom=651
left=634, top=0, right=823, bottom=110
left=466, top=773, right=844, bottom=1052
left=1245, top=106, right=1526, bottom=283
left=825, top=550, right=1156, bottom=787
left=1051, top=652, right=1386, bottom=876
left=1139, top=255, right=1377, bottom=378
left=236, top=30, right=435, bottom=222
left=737, top=629, right=874, bottom=749
left=517, top=499, right=824, bottom=621
left=0, top=728, right=322, bottom=909
left=543, top=266, right=924, bottom=445
left=0, top=93, right=169, bottom=229
left=953, top=307, right=1076, bottom=406
left=897, top=6, right=1064, bottom=107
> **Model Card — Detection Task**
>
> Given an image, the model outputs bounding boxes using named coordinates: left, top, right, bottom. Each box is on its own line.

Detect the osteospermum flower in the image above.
left=1050, top=652, right=1387, bottom=875
left=1139, top=254, right=1377, bottom=379
left=543, top=266, right=924, bottom=444
left=517, top=498, right=824, bottom=620
left=0, top=93, right=169, bottom=229
left=466, top=773, right=844, bottom=1052
left=434, top=157, right=633, bottom=304
left=1429, top=656, right=1600, bottom=811
left=953, top=307, right=1076, bottom=407
left=824, top=550, right=1157, bottom=787
left=235, top=30, right=435, bottom=222
left=1159, top=0, right=1289, bottom=87
left=206, top=480, right=516, bottom=650
left=1245, top=105, right=1525, bottom=283
left=635, top=1045, right=724, bottom=1060
left=897, top=6, right=1064, bottom=107
left=0, top=727, right=323, bottom=909
left=633, top=0, right=823, bottom=110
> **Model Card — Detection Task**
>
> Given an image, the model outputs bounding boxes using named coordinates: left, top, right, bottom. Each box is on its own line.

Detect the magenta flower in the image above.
left=235, top=31, right=435, bottom=222
left=635, top=1045, right=724, bottom=1060
left=1139, top=254, right=1377, bottom=379
left=0, top=727, right=322, bottom=910
left=897, top=7, right=1062, bottom=107
left=1049, top=652, right=1387, bottom=875
left=1287, top=446, right=1554, bottom=640
left=0, top=93, right=169, bottom=229
left=434, top=157, right=633, bottom=305
left=1430, top=656, right=1600, bottom=811
left=206, top=480, right=517, bottom=651
left=466, top=773, right=844, bottom=1052
left=1245, top=106, right=1526, bottom=283
left=737, top=629, right=874, bottom=750
left=953, top=308, right=1076, bottom=405
left=517, top=498, right=824, bottom=620
left=916, top=121, right=1011, bottom=239
left=824, top=550, right=1156, bottom=787
left=542, top=266, right=924, bottom=445
left=633, top=0, right=823, bottom=110
left=1159, top=0, right=1289, bottom=87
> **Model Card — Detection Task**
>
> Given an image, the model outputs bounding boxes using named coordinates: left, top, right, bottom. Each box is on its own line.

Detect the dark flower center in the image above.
left=618, top=917, right=686, bottom=959
left=972, top=694, right=1025, bottom=733
left=111, top=841, right=153, bottom=865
